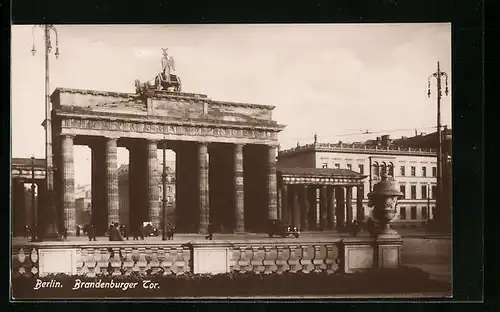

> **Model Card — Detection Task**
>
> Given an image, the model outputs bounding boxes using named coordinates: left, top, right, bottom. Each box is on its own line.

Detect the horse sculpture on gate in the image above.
left=135, top=48, right=182, bottom=95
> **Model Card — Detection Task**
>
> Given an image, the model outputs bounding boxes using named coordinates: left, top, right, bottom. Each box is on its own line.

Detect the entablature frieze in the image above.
left=280, top=175, right=364, bottom=187
left=58, top=116, right=282, bottom=144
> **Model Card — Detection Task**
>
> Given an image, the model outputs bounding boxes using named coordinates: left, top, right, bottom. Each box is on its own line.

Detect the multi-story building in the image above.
left=277, top=133, right=440, bottom=227
left=117, top=162, right=176, bottom=227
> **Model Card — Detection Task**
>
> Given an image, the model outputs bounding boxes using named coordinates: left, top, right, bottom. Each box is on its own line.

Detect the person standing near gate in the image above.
left=205, top=222, right=213, bottom=240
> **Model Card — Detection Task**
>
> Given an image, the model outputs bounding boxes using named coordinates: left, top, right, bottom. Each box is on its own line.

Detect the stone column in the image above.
left=302, top=185, right=309, bottom=230
left=292, top=187, right=300, bottom=229
left=267, top=145, right=278, bottom=220
left=346, top=186, right=353, bottom=225
left=336, top=187, right=346, bottom=231
left=61, top=134, right=76, bottom=235
left=327, top=186, right=335, bottom=229
left=198, top=142, right=209, bottom=234
left=356, top=184, right=365, bottom=221
left=277, top=185, right=282, bottom=221
left=282, top=185, right=289, bottom=224
left=234, top=144, right=245, bottom=233
left=147, top=140, right=160, bottom=229
left=106, top=138, right=119, bottom=225
left=315, top=187, right=321, bottom=229
left=321, top=185, right=328, bottom=230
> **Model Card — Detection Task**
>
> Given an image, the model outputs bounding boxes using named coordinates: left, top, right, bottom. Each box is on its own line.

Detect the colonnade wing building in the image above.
left=49, top=87, right=285, bottom=235
left=277, top=135, right=440, bottom=229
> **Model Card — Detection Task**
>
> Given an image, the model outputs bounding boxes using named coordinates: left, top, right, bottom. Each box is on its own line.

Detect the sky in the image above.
left=11, top=24, right=452, bottom=186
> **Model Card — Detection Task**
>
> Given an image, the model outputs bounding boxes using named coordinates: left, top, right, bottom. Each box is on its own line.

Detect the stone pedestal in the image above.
left=339, top=233, right=402, bottom=273
left=38, top=248, right=79, bottom=276
left=191, top=243, right=231, bottom=274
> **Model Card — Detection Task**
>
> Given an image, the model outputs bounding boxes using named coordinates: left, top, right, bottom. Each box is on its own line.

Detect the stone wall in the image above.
left=12, top=241, right=342, bottom=278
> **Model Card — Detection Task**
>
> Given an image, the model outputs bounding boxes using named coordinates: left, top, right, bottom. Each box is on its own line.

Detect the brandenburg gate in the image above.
left=50, top=85, right=285, bottom=235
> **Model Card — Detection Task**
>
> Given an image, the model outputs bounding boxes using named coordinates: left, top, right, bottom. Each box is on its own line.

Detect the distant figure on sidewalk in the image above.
left=205, top=222, right=213, bottom=240
left=166, top=222, right=175, bottom=240
left=87, top=225, right=97, bottom=241
left=109, top=223, right=125, bottom=241
left=63, top=228, right=68, bottom=239
left=76, top=225, right=81, bottom=237
left=349, top=220, right=360, bottom=237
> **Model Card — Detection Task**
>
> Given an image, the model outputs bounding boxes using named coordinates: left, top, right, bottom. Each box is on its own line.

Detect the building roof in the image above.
left=277, top=167, right=365, bottom=178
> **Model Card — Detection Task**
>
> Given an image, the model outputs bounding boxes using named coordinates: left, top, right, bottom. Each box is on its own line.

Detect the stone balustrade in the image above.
left=12, top=241, right=342, bottom=278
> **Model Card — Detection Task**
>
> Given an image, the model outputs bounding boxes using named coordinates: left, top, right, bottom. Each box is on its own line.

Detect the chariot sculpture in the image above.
left=135, top=48, right=182, bottom=94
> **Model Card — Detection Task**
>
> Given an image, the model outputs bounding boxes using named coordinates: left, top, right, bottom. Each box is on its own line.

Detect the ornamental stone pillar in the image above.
left=198, top=142, right=209, bottom=234
left=106, top=137, right=119, bottom=225
left=336, top=187, right=346, bottom=231
left=267, top=145, right=278, bottom=220
left=327, top=186, right=335, bottom=229
left=292, top=187, right=301, bottom=229
left=61, top=134, right=76, bottom=235
left=321, top=185, right=328, bottom=230
left=234, top=144, right=245, bottom=233
left=147, top=140, right=160, bottom=229
left=346, top=186, right=353, bottom=225
left=356, top=184, right=365, bottom=221
left=282, top=185, right=289, bottom=224
left=302, top=185, right=310, bottom=230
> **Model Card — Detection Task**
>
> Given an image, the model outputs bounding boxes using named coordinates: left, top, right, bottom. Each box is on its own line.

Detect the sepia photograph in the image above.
left=10, top=23, right=452, bottom=300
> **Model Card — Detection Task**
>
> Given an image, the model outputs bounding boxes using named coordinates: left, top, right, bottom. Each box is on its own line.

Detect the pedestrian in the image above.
left=205, top=222, right=213, bottom=240
left=76, top=225, right=81, bottom=237
left=63, top=228, right=68, bottom=239
left=109, top=223, right=125, bottom=241
left=123, top=225, right=129, bottom=240
left=139, top=224, right=145, bottom=240
left=167, top=222, right=175, bottom=240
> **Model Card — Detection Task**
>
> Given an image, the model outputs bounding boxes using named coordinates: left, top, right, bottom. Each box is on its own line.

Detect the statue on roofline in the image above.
left=135, top=48, right=182, bottom=95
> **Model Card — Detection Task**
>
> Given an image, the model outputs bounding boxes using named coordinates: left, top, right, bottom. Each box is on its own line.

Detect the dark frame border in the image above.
left=5, top=0, right=484, bottom=306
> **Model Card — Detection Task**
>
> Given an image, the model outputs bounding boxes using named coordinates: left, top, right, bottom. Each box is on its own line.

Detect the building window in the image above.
left=322, top=163, right=328, bottom=169
left=347, top=164, right=352, bottom=170
left=400, top=185, right=406, bottom=199
left=388, top=163, right=394, bottom=176
left=410, top=185, right=416, bottom=199
left=431, top=206, right=436, bottom=219
left=167, top=186, right=171, bottom=193
left=411, top=166, right=416, bottom=177
left=422, top=207, right=428, bottom=220
left=432, top=167, right=437, bottom=177
left=372, top=163, right=379, bottom=176
left=421, top=185, right=428, bottom=199
left=422, top=167, right=427, bottom=177
left=334, top=163, right=340, bottom=169
left=400, top=166, right=405, bottom=176
left=358, top=164, right=364, bottom=174
left=380, top=163, right=387, bottom=175
left=432, top=185, right=437, bottom=199
left=400, top=207, right=406, bottom=220
left=410, top=206, right=417, bottom=220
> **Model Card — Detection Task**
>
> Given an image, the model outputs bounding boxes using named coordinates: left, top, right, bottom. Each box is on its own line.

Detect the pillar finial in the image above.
left=314, top=133, right=318, bottom=144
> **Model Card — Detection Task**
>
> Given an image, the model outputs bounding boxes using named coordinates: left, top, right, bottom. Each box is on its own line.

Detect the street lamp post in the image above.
left=427, top=61, right=449, bottom=232
left=32, top=24, right=62, bottom=241
left=30, top=157, right=38, bottom=242
left=161, top=139, right=167, bottom=240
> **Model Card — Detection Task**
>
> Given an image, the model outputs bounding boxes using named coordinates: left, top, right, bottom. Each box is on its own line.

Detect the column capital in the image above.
left=60, top=134, right=75, bottom=139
